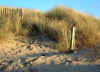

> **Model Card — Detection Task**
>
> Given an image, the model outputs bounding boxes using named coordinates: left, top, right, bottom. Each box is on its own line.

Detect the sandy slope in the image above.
left=0, top=36, right=100, bottom=72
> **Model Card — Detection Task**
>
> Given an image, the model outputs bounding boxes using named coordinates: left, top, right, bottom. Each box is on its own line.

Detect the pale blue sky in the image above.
left=0, top=0, right=100, bottom=17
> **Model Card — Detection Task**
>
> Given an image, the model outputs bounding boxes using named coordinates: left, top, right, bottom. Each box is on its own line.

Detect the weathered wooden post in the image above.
left=19, top=8, right=24, bottom=25
left=10, top=8, right=12, bottom=16
left=69, top=25, right=76, bottom=51
left=0, top=8, right=1, bottom=15
left=16, top=8, right=24, bottom=35
left=1, top=8, right=3, bottom=15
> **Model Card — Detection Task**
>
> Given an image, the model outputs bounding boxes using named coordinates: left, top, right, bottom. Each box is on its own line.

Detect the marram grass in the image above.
left=0, top=6, right=100, bottom=52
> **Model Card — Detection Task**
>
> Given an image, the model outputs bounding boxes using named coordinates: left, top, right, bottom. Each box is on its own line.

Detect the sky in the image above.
left=0, top=0, right=100, bottom=17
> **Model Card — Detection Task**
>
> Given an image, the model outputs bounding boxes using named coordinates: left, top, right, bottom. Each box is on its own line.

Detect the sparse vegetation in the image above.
left=0, top=6, right=100, bottom=52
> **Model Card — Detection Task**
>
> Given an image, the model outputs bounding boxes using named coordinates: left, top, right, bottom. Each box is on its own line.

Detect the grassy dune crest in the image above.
left=0, top=6, right=100, bottom=52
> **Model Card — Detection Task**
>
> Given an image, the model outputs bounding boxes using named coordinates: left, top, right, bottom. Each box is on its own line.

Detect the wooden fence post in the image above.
left=69, top=26, right=76, bottom=51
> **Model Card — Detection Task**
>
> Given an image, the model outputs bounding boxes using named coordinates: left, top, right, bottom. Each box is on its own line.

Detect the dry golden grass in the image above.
left=0, top=6, right=100, bottom=52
